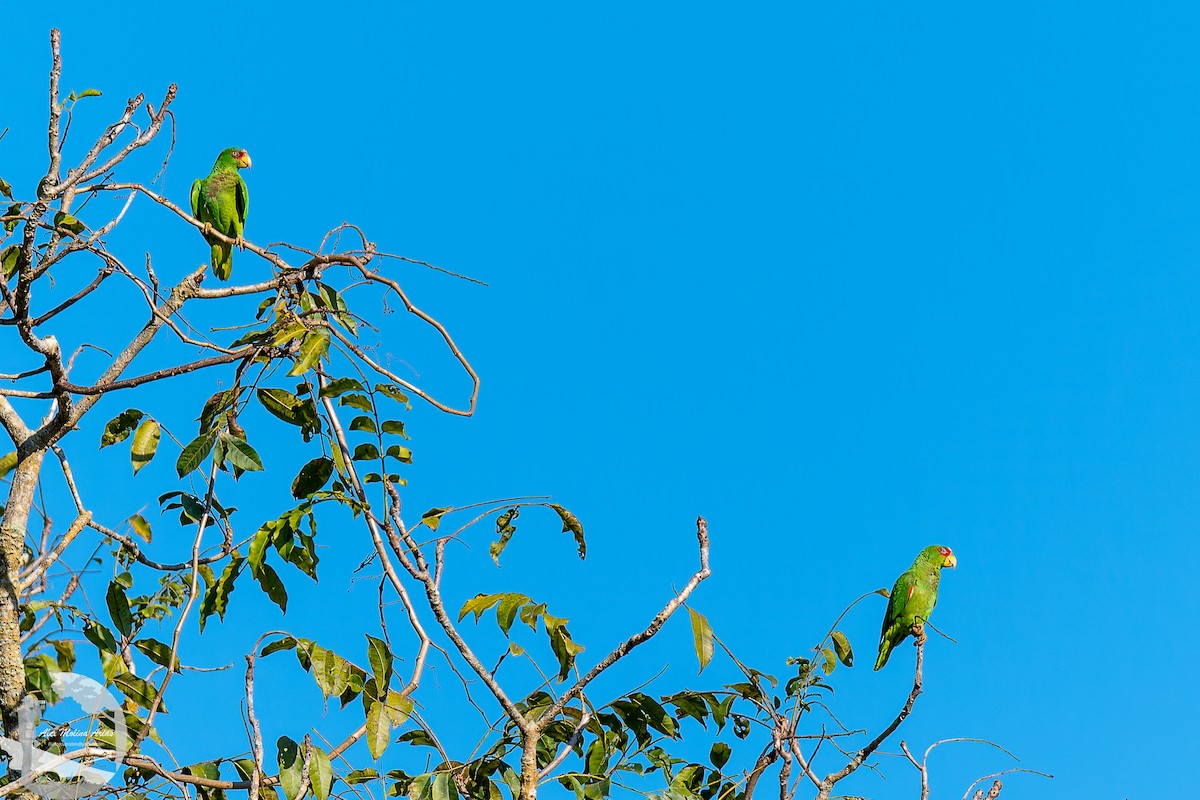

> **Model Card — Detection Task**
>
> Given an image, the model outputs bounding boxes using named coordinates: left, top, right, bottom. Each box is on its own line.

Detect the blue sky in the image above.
left=5, top=2, right=1200, bottom=797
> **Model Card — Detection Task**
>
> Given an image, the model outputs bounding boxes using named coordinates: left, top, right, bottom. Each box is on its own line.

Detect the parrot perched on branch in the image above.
left=874, top=545, right=956, bottom=670
left=190, top=147, right=251, bottom=281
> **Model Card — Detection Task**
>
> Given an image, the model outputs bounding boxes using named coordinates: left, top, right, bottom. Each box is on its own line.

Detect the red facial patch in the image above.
left=938, top=546, right=951, bottom=557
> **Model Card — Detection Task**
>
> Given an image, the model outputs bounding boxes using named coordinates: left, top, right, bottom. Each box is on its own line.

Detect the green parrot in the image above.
left=190, top=147, right=251, bottom=280
left=873, top=545, right=957, bottom=670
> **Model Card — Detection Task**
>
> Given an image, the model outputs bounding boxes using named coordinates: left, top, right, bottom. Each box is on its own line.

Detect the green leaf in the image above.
left=106, top=581, right=134, bottom=638
left=458, top=593, right=503, bottom=622
left=261, top=636, right=297, bottom=657
left=52, top=640, right=75, bottom=672
left=821, top=647, right=837, bottom=676
left=176, top=431, right=217, bottom=477
left=2, top=204, right=20, bottom=237
left=0, top=177, right=11, bottom=199
left=375, top=384, right=409, bottom=403
left=381, top=420, right=407, bottom=437
left=199, top=552, right=244, bottom=631
left=128, top=514, right=152, bottom=542
left=286, top=328, right=330, bottom=377
left=384, top=691, right=412, bottom=725
left=83, top=620, right=118, bottom=654
left=130, top=418, right=161, bottom=475
left=257, top=388, right=303, bottom=424
left=367, top=635, right=392, bottom=685
left=310, top=645, right=351, bottom=698
left=277, top=737, right=303, bottom=800
left=688, top=607, right=714, bottom=673
left=53, top=211, right=85, bottom=236
left=496, top=593, right=531, bottom=635
left=421, top=506, right=452, bottom=531
left=199, top=389, right=238, bottom=434
left=339, top=393, right=373, bottom=412
left=352, top=443, right=380, bottom=461
left=1, top=245, right=18, bottom=278
left=76, top=88, right=103, bottom=99
left=489, top=508, right=519, bottom=565
left=550, top=504, right=586, bottom=559
left=291, top=457, right=334, bottom=498
left=831, top=631, right=854, bottom=668
left=366, top=700, right=391, bottom=760
left=309, top=745, right=333, bottom=800
left=222, top=435, right=264, bottom=472
left=385, top=445, right=413, bottom=464
left=345, top=769, right=379, bottom=785
left=430, top=774, right=454, bottom=800
left=134, top=638, right=180, bottom=672
left=114, top=673, right=163, bottom=712
left=254, top=562, right=288, bottom=613
left=349, top=415, right=377, bottom=434
left=709, top=742, right=732, bottom=770
left=319, top=377, right=364, bottom=398
left=100, top=409, right=144, bottom=448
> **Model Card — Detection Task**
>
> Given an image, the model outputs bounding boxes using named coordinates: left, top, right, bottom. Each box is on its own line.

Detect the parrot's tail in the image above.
left=211, top=242, right=232, bottom=281
left=873, top=640, right=892, bottom=671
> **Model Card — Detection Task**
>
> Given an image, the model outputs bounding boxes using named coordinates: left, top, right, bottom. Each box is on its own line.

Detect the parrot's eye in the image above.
left=938, top=547, right=950, bottom=556
left=232, top=150, right=243, bottom=159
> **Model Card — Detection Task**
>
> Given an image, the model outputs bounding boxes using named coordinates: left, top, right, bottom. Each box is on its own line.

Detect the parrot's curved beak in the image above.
left=944, top=553, right=957, bottom=569
left=238, top=152, right=252, bottom=169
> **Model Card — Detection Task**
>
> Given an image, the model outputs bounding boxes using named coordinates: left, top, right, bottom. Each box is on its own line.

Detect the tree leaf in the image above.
left=291, top=457, right=334, bottom=498
left=130, top=418, right=160, bottom=475
left=134, top=638, right=180, bottom=672
left=709, top=742, right=732, bottom=770
left=352, top=443, right=380, bottom=461
left=114, top=673, right=164, bottom=712
left=496, top=593, right=531, bottom=636
left=261, top=636, right=297, bottom=657
left=277, top=737, right=302, bottom=800
left=688, top=607, right=714, bottom=673
left=53, top=211, right=85, bottom=235
left=222, top=435, right=264, bottom=472
left=0, top=245, right=17, bottom=278
left=375, top=384, right=409, bottom=403
left=385, top=444, right=412, bottom=464
left=176, top=431, right=217, bottom=477
left=367, top=635, right=392, bottom=685
left=550, top=504, right=586, bottom=559
left=0, top=176, right=11, bottom=200
left=106, top=581, right=134, bottom=638
left=199, top=552, right=244, bottom=631
left=349, top=415, right=376, bottom=434
left=319, top=377, right=364, bottom=398
left=421, top=506, right=451, bottom=531
left=821, top=647, right=837, bottom=676
left=366, top=699, right=391, bottom=760
left=254, top=562, right=288, bottom=613
left=199, top=389, right=238, bottom=434
left=128, top=514, right=152, bottom=542
left=489, top=508, right=519, bottom=565
left=100, top=409, right=144, bottom=448
left=381, top=420, right=407, bottom=437
left=308, top=745, right=333, bottom=800
left=831, top=631, right=854, bottom=668
left=286, top=328, right=330, bottom=377
left=83, top=620, right=118, bottom=654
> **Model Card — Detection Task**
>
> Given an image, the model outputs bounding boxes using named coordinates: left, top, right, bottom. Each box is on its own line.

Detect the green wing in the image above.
left=190, top=178, right=202, bottom=219
left=875, top=569, right=917, bottom=670
left=235, top=173, right=248, bottom=230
